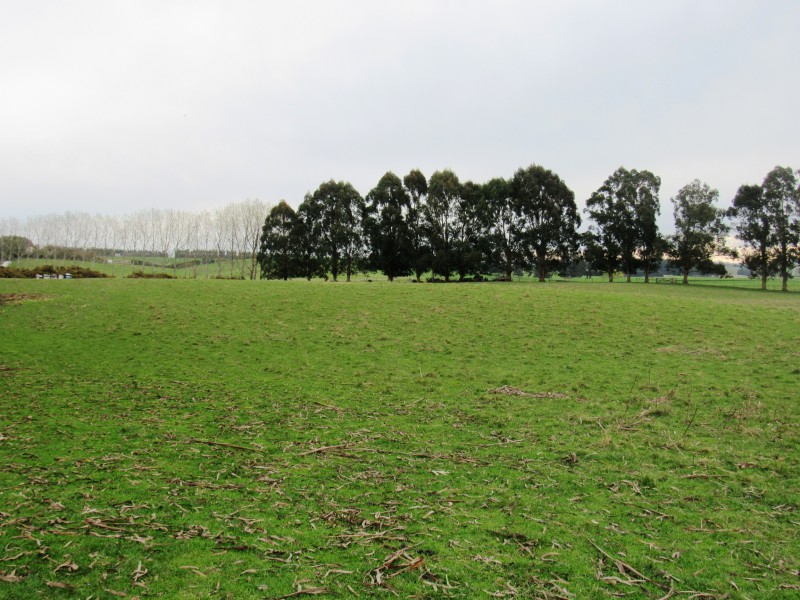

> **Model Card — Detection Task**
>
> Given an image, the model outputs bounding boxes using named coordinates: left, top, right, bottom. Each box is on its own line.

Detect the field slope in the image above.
left=1, top=280, right=798, bottom=598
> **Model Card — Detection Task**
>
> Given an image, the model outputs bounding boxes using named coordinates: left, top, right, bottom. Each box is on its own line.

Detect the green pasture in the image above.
left=7, top=256, right=798, bottom=291
left=7, top=257, right=250, bottom=279
left=0, top=279, right=798, bottom=598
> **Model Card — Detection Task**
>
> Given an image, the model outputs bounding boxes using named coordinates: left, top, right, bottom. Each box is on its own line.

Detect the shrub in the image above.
left=127, top=271, right=175, bottom=279
left=0, top=265, right=110, bottom=278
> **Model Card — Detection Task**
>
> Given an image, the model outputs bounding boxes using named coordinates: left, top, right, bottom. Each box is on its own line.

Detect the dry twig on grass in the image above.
left=591, top=541, right=667, bottom=591
left=186, top=438, right=261, bottom=452
left=489, top=385, right=568, bottom=399
left=299, top=444, right=352, bottom=456
left=271, top=586, right=329, bottom=599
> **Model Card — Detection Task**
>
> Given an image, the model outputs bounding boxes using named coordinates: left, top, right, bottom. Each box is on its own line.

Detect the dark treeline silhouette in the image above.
left=258, top=165, right=583, bottom=283
left=257, top=164, right=800, bottom=290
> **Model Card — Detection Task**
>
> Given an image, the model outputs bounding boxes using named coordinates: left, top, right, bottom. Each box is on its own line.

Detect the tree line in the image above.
left=257, top=164, right=800, bottom=291
left=3, top=164, right=798, bottom=290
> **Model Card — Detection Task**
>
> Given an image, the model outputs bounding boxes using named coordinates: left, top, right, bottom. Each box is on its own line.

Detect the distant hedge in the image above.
left=126, top=271, right=175, bottom=279
left=0, top=265, right=110, bottom=279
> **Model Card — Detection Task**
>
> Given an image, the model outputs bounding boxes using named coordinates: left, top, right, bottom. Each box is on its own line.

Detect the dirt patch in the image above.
left=489, top=385, right=568, bottom=399
left=0, top=293, right=45, bottom=305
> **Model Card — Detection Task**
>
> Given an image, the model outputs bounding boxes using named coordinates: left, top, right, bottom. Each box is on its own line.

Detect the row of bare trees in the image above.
left=0, top=200, right=270, bottom=279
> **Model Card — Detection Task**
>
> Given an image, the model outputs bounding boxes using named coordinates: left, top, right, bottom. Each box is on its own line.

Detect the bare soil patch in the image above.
left=0, top=293, right=45, bottom=305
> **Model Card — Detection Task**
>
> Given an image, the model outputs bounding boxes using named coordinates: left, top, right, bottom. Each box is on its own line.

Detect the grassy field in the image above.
left=6, top=256, right=798, bottom=291
left=1, top=279, right=798, bottom=598
left=6, top=258, right=251, bottom=280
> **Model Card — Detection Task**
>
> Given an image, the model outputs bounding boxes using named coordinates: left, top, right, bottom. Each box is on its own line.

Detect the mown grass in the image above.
left=1, top=279, right=798, bottom=598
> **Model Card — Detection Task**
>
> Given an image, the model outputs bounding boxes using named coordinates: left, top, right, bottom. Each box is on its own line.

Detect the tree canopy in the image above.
left=668, top=180, right=729, bottom=284
left=585, top=167, right=662, bottom=282
left=364, top=172, right=411, bottom=282
left=729, top=167, right=800, bottom=291
left=511, top=164, right=581, bottom=282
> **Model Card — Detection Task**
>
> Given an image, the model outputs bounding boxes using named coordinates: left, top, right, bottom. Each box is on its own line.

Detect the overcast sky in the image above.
left=2, top=0, right=798, bottom=230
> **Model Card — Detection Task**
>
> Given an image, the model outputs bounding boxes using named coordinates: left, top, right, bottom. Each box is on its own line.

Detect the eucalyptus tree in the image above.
left=292, top=197, right=324, bottom=280
left=365, top=172, right=411, bottom=281
left=258, top=201, right=297, bottom=280
left=762, top=166, right=799, bottom=291
left=403, top=169, right=430, bottom=281
left=483, top=177, right=518, bottom=279
left=668, top=180, right=729, bottom=284
left=511, top=164, right=580, bottom=281
left=305, top=180, right=366, bottom=281
left=585, top=167, right=661, bottom=282
left=729, top=184, right=776, bottom=289
left=637, top=196, right=667, bottom=283
left=729, top=166, right=800, bottom=291
left=452, top=180, right=487, bottom=280
left=424, top=169, right=461, bottom=281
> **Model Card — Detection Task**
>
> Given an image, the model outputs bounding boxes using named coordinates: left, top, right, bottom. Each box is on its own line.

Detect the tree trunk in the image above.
left=761, top=271, right=767, bottom=290
left=626, top=272, right=631, bottom=283
left=782, top=274, right=788, bottom=292
left=607, top=269, right=614, bottom=283
left=683, top=269, right=689, bottom=285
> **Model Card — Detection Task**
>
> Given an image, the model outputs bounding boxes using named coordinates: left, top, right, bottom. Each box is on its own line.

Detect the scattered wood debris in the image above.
left=488, top=386, right=568, bottom=399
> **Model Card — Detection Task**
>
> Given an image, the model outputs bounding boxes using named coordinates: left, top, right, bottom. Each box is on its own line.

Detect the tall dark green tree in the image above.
left=728, top=184, right=774, bottom=289
left=637, top=186, right=666, bottom=283
left=581, top=229, right=618, bottom=280
left=585, top=167, right=661, bottom=282
left=483, top=177, right=518, bottom=279
left=511, top=164, right=580, bottom=282
left=762, top=166, right=800, bottom=292
left=452, top=180, right=487, bottom=280
left=424, top=169, right=461, bottom=282
left=403, top=169, right=430, bottom=281
left=668, top=180, right=729, bottom=284
left=305, top=180, right=366, bottom=282
left=292, top=198, right=324, bottom=280
left=257, top=201, right=297, bottom=280
left=365, top=172, right=411, bottom=282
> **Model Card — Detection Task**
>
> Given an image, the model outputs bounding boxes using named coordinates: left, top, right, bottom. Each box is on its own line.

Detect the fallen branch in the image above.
left=272, top=586, right=329, bottom=599
left=299, top=444, right=351, bottom=456
left=590, top=541, right=665, bottom=590
left=187, top=438, right=260, bottom=452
